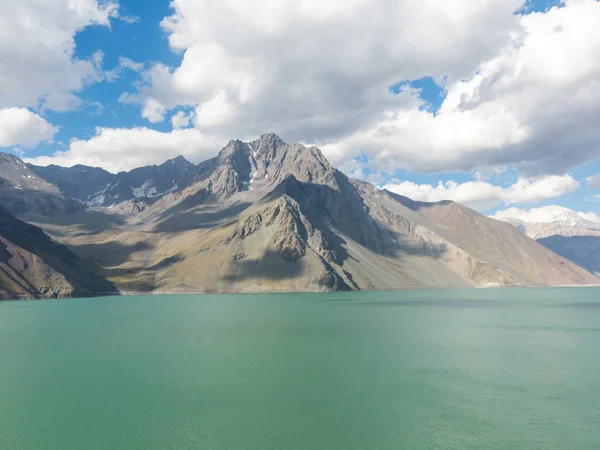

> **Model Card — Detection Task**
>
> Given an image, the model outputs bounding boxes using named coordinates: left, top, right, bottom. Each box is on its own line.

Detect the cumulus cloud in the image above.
left=120, top=0, right=600, bottom=176
left=24, top=127, right=222, bottom=173
left=125, top=0, right=523, bottom=139
left=171, top=111, right=194, bottom=130
left=0, top=0, right=119, bottom=112
left=325, top=0, right=600, bottom=174
left=491, top=205, right=600, bottom=223
left=0, top=107, right=57, bottom=148
left=382, top=175, right=579, bottom=210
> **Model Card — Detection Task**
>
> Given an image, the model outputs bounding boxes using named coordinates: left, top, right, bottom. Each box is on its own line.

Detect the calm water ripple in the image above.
left=1, top=287, right=599, bottom=449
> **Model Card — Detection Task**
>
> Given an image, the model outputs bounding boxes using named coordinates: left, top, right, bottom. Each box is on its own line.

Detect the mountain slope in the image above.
left=538, top=235, right=600, bottom=276
left=0, top=205, right=118, bottom=300
left=2, top=135, right=596, bottom=295
left=53, top=134, right=596, bottom=293
left=493, top=208, right=600, bottom=278
left=392, top=198, right=595, bottom=286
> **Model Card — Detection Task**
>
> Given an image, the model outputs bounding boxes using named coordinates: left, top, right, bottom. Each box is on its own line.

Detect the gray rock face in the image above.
left=27, top=164, right=114, bottom=205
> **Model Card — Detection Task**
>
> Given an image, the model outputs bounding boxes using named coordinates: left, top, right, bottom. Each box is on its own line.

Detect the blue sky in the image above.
left=1, top=0, right=600, bottom=221
left=33, top=0, right=178, bottom=156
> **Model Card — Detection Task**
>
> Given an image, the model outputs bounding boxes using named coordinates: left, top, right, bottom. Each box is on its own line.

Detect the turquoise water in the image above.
left=1, top=288, right=599, bottom=449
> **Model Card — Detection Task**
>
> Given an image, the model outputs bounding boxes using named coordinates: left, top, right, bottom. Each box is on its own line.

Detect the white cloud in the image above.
left=325, top=0, right=600, bottom=174
left=126, top=0, right=524, bottom=141
left=41, top=93, right=83, bottom=112
left=587, top=173, right=600, bottom=189
left=0, top=107, right=57, bottom=148
left=102, top=56, right=147, bottom=83
left=24, top=127, right=222, bottom=173
left=141, top=98, right=168, bottom=124
left=171, top=111, right=194, bottom=130
left=382, top=175, right=579, bottom=210
left=122, top=0, right=600, bottom=176
left=491, top=205, right=600, bottom=223
left=118, top=56, right=145, bottom=73
left=0, top=0, right=118, bottom=112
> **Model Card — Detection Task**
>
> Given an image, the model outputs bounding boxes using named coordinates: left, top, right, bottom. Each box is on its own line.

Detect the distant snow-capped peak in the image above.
left=490, top=206, right=600, bottom=239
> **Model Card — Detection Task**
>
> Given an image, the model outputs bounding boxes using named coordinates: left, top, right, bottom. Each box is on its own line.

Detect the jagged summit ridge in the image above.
left=29, top=152, right=197, bottom=208
left=9, top=132, right=331, bottom=210
left=175, top=133, right=336, bottom=200
left=249, top=132, right=287, bottom=157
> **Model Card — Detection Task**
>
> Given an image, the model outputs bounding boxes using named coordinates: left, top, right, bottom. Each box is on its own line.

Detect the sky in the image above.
left=1, top=0, right=600, bottom=222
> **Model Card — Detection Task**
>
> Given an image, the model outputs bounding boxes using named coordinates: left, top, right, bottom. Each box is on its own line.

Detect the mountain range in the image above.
left=494, top=210, right=600, bottom=276
left=0, top=134, right=597, bottom=299
left=500, top=212, right=600, bottom=240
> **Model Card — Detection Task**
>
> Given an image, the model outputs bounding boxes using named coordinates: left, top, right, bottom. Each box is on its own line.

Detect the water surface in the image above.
left=1, top=288, right=599, bottom=449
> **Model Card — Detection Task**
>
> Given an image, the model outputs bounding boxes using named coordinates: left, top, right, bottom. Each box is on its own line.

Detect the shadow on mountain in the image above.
left=385, top=190, right=457, bottom=210
left=0, top=188, right=82, bottom=216
left=152, top=171, right=438, bottom=265
left=107, top=255, right=183, bottom=278
left=0, top=187, right=126, bottom=235
left=69, top=241, right=153, bottom=267
left=264, top=172, right=437, bottom=263
left=153, top=201, right=253, bottom=233
left=28, top=208, right=126, bottom=234
left=31, top=209, right=125, bottom=234
left=0, top=206, right=119, bottom=296
left=538, top=235, right=600, bottom=275
left=150, top=187, right=213, bottom=224
left=222, top=250, right=305, bottom=282
left=101, top=255, right=185, bottom=293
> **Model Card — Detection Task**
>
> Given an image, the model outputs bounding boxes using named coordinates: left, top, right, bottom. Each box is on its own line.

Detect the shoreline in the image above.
left=4, top=283, right=600, bottom=302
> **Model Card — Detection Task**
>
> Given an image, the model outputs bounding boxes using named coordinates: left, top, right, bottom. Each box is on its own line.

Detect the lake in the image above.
left=1, top=288, right=599, bottom=449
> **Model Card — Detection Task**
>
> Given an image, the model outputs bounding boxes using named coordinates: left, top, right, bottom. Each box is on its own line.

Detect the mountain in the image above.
left=30, top=156, right=198, bottom=207
left=392, top=199, right=595, bottom=286
left=503, top=211, right=600, bottom=240
left=0, top=153, right=83, bottom=220
left=0, top=205, right=118, bottom=299
left=493, top=209, right=600, bottom=277
left=537, top=235, right=600, bottom=276
left=0, top=135, right=596, bottom=297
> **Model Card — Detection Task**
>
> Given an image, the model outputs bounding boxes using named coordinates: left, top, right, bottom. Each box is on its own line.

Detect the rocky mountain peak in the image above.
left=218, top=140, right=251, bottom=162
left=201, top=134, right=337, bottom=198
left=161, top=155, right=193, bottom=167
left=249, top=133, right=287, bottom=158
